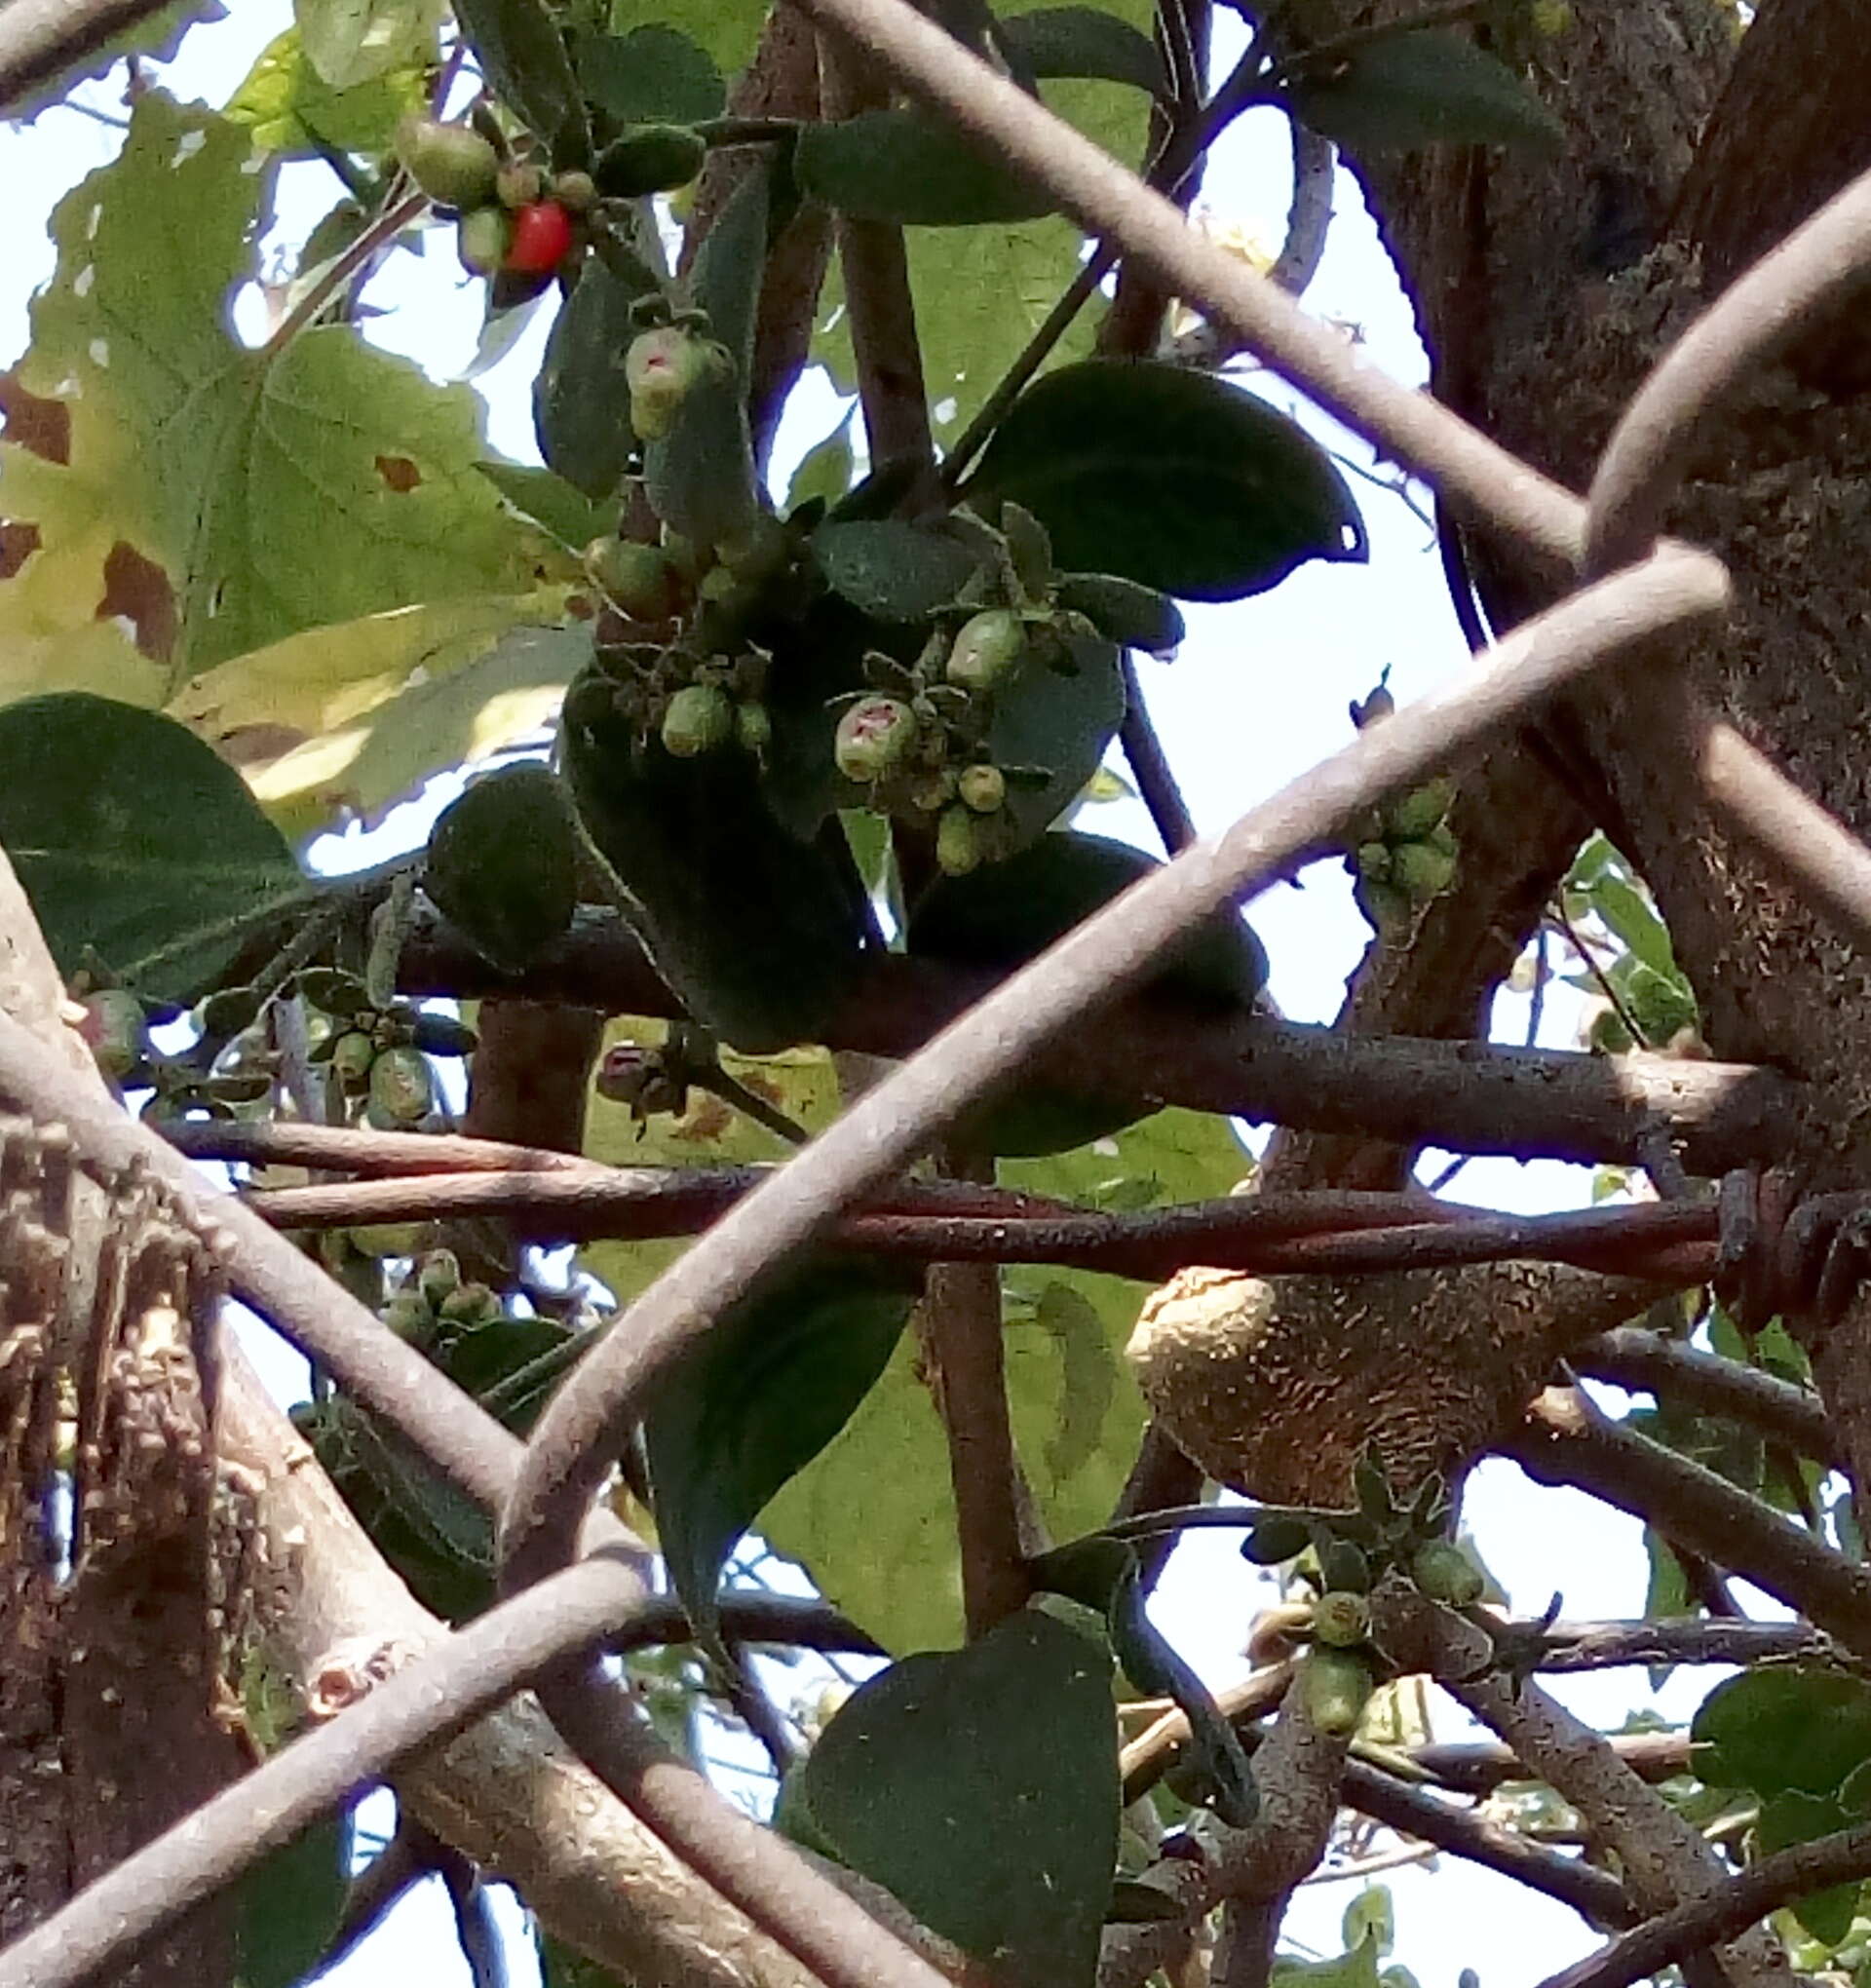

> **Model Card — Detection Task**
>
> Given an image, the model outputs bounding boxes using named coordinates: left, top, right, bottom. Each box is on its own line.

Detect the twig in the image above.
left=308, top=1820, right=438, bottom=1982
left=264, top=194, right=428, bottom=358
left=0, top=0, right=173, bottom=111
left=1121, top=652, right=1199, bottom=855
left=1552, top=905, right=1649, bottom=1048
left=438, top=1845, right=509, bottom=1988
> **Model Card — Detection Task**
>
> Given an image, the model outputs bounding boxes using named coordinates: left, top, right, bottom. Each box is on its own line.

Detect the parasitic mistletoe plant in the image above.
left=13, top=4, right=1871, bottom=1988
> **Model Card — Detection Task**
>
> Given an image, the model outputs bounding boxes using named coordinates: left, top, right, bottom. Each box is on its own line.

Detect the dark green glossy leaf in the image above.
left=790, top=1609, right=1120, bottom=1984
left=534, top=256, right=658, bottom=499
left=1054, top=571, right=1185, bottom=653
left=1283, top=29, right=1562, bottom=155
left=425, top=761, right=580, bottom=975
left=452, top=0, right=589, bottom=162
left=0, top=694, right=306, bottom=1004
left=795, top=108, right=1057, bottom=225
left=642, top=1260, right=916, bottom=1644
left=478, top=459, right=616, bottom=552
left=233, top=1810, right=353, bottom=1988
left=573, top=23, right=725, bottom=129
left=1694, top=1665, right=1871, bottom=1798
left=968, top=361, right=1366, bottom=600
left=644, top=162, right=767, bottom=547
left=1758, top=1790, right=1861, bottom=1947
left=562, top=664, right=870, bottom=1051
left=1002, top=7, right=1165, bottom=93
left=813, top=520, right=984, bottom=623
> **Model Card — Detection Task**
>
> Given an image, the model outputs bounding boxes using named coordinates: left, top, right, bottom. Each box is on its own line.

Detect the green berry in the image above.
left=456, top=205, right=515, bottom=277
left=1391, top=839, right=1458, bottom=899
left=957, top=763, right=1006, bottom=814
left=584, top=538, right=683, bottom=621
left=1312, top=1590, right=1371, bottom=1648
left=382, top=1289, right=437, bottom=1346
left=439, top=1281, right=504, bottom=1329
left=734, top=700, right=773, bottom=756
left=495, top=160, right=547, bottom=210
left=1301, top=1647, right=1374, bottom=1738
left=367, top=1045, right=435, bottom=1126
left=553, top=170, right=598, bottom=212
left=417, top=1249, right=463, bottom=1309
left=936, top=804, right=982, bottom=877
left=396, top=117, right=501, bottom=210
left=78, top=987, right=147, bottom=1079
left=1384, top=776, right=1456, bottom=842
left=1355, top=840, right=1393, bottom=882
left=330, top=1029, right=378, bottom=1090
left=945, top=608, right=1026, bottom=692
left=834, top=696, right=919, bottom=783
left=661, top=682, right=735, bottom=757
left=1412, top=1539, right=1485, bottom=1607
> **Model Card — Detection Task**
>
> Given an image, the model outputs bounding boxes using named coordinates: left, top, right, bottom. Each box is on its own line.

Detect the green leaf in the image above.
left=796, top=109, right=1057, bottom=226
left=813, top=521, right=984, bottom=623
left=790, top=1610, right=1120, bottom=1985
left=786, top=409, right=857, bottom=515
left=1282, top=29, right=1563, bottom=154
left=478, top=460, right=616, bottom=553
left=1275, top=1935, right=1384, bottom=1988
left=1694, top=1666, right=1871, bottom=1798
left=1001, top=7, right=1165, bottom=93
left=987, top=634, right=1127, bottom=853
left=969, top=362, right=1366, bottom=601
left=452, top=0, right=590, bottom=161
left=573, top=24, right=726, bottom=128
left=1758, top=1790, right=1862, bottom=1947
left=598, top=0, right=767, bottom=81
left=225, top=24, right=427, bottom=154
left=1342, top=1886, right=1395, bottom=1959
left=425, top=763, right=579, bottom=974
left=7, top=94, right=536, bottom=684
left=643, top=1261, right=916, bottom=1644
left=534, top=256, right=658, bottom=499
left=1053, top=572, right=1185, bottom=654
left=294, top=0, right=440, bottom=89
left=233, top=1810, right=353, bottom=1988
left=0, top=693, right=306, bottom=1003
left=1582, top=869, right=1678, bottom=978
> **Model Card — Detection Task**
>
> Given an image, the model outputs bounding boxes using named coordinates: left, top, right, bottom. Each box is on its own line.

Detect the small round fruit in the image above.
left=456, top=205, right=515, bottom=277
left=1412, top=1539, right=1485, bottom=1607
left=626, top=325, right=732, bottom=440
left=945, top=608, right=1025, bottom=693
left=1391, top=838, right=1458, bottom=898
left=1302, top=1648, right=1375, bottom=1738
left=506, top=200, right=576, bottom=275
left=552, top=169, right=598, bottom=213
left=661, top=682, right=735, bottom=757
left=1354, top=840, right=1393, bottom=882
left=495, top=161, right=546, bottom=210
left=1311, top=1590, right=1371, bottom=1649
left=417, top=1249, right=463, bottom=1308
left=957, top=763, right=1006, bottom=814
left=382, top=1289, right=437, bottom=1346
left=584, top=538, right=682, bottom=621
left=366, top=1045, right=436, bottom=1127
left=396, top=116, right=500, bottom=210
left=1384, top=776, right=1456, bottom=842
left=734, top=700, right=772, bottom=756
left=833, top=696, right=919, bottom=783
left=439, top=1281, right=504, bottom=1329
left=330, top=1029, right=378, bottom=1090
left=78, top=988, right=147, bottom=1079
left=936, top=804, right=982, bottom=877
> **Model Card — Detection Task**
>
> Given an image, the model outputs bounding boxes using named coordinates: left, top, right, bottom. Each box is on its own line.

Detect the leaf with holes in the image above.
left=642, top=1260, right=917, bottom=1645
left=4, top=95, right=536, bottom=688
left=225, top=23, right=427, bottom=154
left=1001, top=6, right=1164, bottom=93
left=787, top=1609, right=1119, bottom=1985
left=0, top=693, right=307, bottom=1002
left=797, top=108, right=1055, bottom=225
left=969, top=362, right=1365, bottom=599
left=1282, top=29, right=1562, bottom=155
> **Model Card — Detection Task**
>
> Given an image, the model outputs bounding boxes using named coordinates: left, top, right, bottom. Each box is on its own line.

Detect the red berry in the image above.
left=505, top=200, right=575, bottom=275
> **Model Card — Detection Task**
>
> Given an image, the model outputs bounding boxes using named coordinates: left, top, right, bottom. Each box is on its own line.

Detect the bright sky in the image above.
left=0, top=11, right=1766, bottom=1987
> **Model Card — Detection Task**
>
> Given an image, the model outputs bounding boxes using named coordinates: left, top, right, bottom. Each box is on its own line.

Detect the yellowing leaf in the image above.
left=7, top=92, right=535, bottom=695
left=225, top=26, right=427, bottom=155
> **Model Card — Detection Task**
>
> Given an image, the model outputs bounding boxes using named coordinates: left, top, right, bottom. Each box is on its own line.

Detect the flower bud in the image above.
left=661, top=682, right=735, bottom=757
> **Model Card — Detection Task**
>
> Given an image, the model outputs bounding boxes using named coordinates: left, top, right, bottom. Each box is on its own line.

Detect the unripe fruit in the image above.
left=945, top=608, right=1025, bottom=692
left=661, top=682, right=735, bottom=757
left=382, top=1289, right=437, bottom=1346
left=834, top=696, right=919, bottom=783
left=367, top=1045, right=435, bottom=1126
left=330, top=1029, right=377, bottom=1089
left=506, top=200, right=576, bottom=275
left=78, top=987, right=147, bottom=1079
left=734, top=700, right=772, bottom=756
left=396, top=116, right=501, bottom=210
left=936, top=804, right=982, bottom=877
left=1384, top=776, right=1456, bottom=842
left=1311, top=1590, right=1371, bottom=1649
left=456, top=205, right=515, bottom=276
left=1301, top=1647, right=1374, bottom=1738
left=417, top=1249, right=463, bottom=1308
left=1391, top=838, right=1458, bottom=898
left=584, top=538, right=682, bottom=621
left=552, top=169, right=598, bottom=212
left=957, top=763, right=1006, bottom=814
left=595, top=124, right=708, bottom=198
left=626, top=325, right=733, bottom=440
left=1355, top=840, right=1392, bottom=882
left=1412, top=1539, right=1485, bottom=1607
left=439, top=1281, right=504, bottom=1329
left=495, top=161, right=546, bottom=210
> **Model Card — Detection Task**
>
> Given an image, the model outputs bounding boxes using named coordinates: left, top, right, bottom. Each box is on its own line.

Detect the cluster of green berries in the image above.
left=299, top=970, right=476, bottom=1130
left=1344, top=679, right=1458, bottom=933
left=396, top=117, right=592, bottom=290
left=583, top=515, right=795, bottom=764
left=74, top=982, right=278, bottom=1124
left=378, top=1248, right=504, bottom=1354
left=833, top=604, right=1065, bottom=877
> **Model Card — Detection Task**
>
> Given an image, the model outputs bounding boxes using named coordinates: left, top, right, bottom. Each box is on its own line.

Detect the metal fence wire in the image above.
left=10, top=1, right=1871, bottom=1984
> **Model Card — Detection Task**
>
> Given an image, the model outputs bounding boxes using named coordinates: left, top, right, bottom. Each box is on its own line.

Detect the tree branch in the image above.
left=0, top=0, right=170, bottom=111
